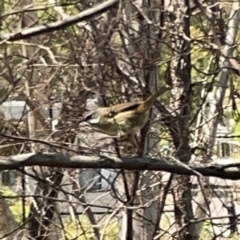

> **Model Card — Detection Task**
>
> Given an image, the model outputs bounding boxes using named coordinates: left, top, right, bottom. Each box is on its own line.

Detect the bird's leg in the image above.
left=121, top=134, right=138, bottom=155
left=127, top=134, right=139, bottom=149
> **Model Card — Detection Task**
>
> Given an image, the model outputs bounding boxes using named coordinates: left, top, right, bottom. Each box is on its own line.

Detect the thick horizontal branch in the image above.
left=1, top=0, right=118, bottom=41
left=1, top=153, right=240, bottom=180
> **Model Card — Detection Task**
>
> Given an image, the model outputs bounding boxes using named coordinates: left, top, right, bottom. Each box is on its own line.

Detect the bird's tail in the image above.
left=137, top=87, right=170, bottom=113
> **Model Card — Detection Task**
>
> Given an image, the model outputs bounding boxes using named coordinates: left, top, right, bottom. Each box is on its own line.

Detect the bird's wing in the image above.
left=83, top=107, right=108, bottom=121
left=107, top=101, right=143, bottom=115
left=83, top=101, right=143, bottom=120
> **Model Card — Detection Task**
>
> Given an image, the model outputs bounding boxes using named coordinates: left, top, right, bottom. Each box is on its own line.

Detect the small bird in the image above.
left=82, top=87, right=169, bottom=141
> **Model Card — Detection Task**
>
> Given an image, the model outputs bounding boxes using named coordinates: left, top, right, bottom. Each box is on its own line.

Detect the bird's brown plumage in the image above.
left=83, top=87, right=169, bottom=137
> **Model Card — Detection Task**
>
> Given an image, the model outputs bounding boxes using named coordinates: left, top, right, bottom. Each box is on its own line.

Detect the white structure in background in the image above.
left=0, top=100, right=115, bottom=191
left=216, top=122, right=237, bottom=158
left=0, top=100, right=62, bottom=130
left=0, top=100, right=26, bottom=120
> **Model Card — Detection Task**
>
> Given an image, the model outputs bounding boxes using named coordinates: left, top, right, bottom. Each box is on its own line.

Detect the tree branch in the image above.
left=1, top=152, right=240, bottom=180
left=1, top=0, right=119, bottom=41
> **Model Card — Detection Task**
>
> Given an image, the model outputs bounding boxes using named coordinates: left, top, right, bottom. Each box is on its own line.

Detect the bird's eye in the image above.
left=107, top=111, right=116, bottom=118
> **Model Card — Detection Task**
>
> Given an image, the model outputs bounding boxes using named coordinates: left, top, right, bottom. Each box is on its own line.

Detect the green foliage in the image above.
left=0, top=187, right=119, bottom=239
left=0, top=185, right=17, bottom=206
left=158, top=214, right=240, bottom=240
left=63, top=216, right=118, bottom=240
left=199, top=220, right=240, bottom=240
left=234, top=121, right=240, bottom=142
left=10, top=199, right=30, bottom=223
left=0, top=185, right=30, bottom=223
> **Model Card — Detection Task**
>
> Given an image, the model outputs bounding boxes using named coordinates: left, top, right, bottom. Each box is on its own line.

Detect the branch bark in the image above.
left=1, top=0, right=119, bottom=41
left=1, top=152, right=240, bottom=180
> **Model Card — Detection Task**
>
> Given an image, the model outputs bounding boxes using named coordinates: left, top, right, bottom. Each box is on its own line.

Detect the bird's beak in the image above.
left=82, top=111, right=102, bottom=125
left=87, top=116, right=101, bottom=124
left=79, top=121, right=89, bottom=127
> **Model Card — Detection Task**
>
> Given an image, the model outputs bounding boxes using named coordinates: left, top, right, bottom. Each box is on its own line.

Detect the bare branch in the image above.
left=1, top=152, right=240, bottom=180
left=0, top=0, right=119, bottom=41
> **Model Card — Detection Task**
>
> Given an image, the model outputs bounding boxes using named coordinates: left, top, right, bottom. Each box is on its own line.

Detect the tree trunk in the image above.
left=26, top=169, right=63, bottom=240
left=117, top=1, right=165, bottom=239
left=167, top=0, right=196, bottom=239
left=192, top=1, right=240, bottom=237
left=18, top=0, right=63, bottom=239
